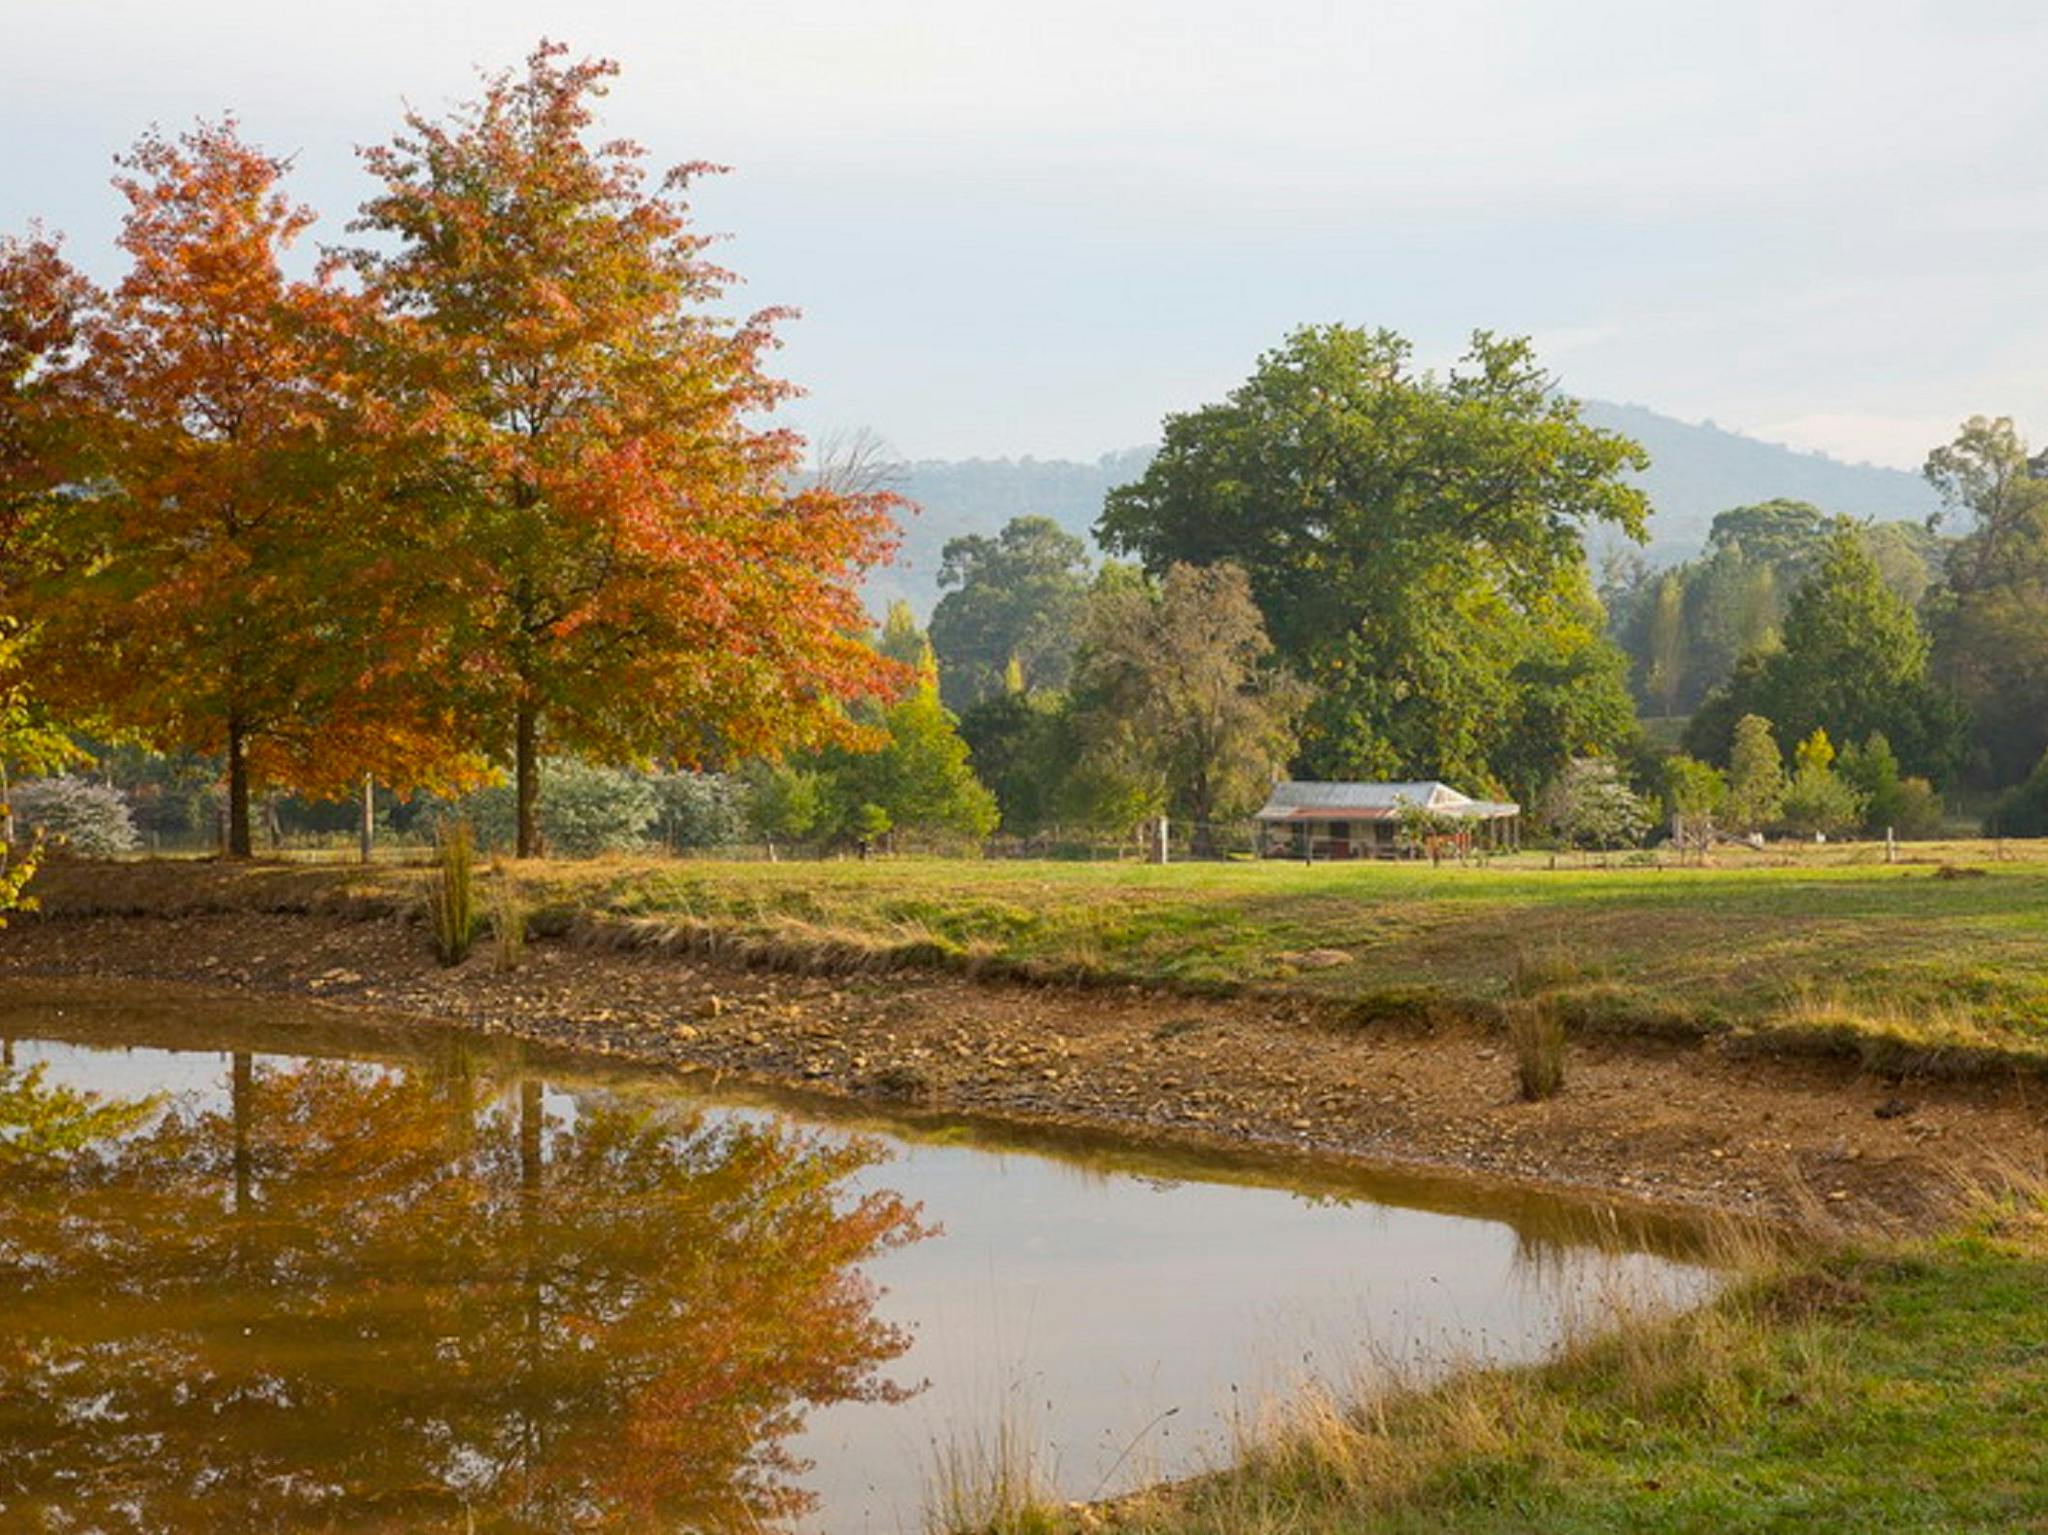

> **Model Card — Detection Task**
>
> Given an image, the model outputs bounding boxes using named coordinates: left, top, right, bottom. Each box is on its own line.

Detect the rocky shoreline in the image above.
left=4, top=901, right=2041, bottom=1228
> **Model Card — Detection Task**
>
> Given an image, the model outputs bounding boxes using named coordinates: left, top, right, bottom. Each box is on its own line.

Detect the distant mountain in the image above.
left=867, top=447, right=1153, bottom=621
left=1580, top=402, right=1941, bottom=571
left=868, top=406, right=1942, bottom=619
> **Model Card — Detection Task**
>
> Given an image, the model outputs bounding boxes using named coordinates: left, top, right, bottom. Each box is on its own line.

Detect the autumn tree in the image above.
left=348, top=44, right=902, bottom=857
left=1, top=231, right=94, bottom=878
left=9, top=123, right=470, bottom=857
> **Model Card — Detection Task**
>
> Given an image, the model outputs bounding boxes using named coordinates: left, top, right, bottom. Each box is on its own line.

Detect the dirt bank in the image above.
left=4, top=897, right=2041, bottom=1228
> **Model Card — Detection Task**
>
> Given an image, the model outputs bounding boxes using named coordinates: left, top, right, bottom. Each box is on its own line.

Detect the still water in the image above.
left=0, top=988, right=1712, bottom=1532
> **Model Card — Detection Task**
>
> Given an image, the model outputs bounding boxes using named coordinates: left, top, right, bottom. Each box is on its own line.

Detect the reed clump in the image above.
left=923, top=1401, right=1057, bottom=1535
left=489, top=865, right=527, bottom=972
left=427, top=819, right=477, bottom=965
left=1505, top=996, right=1566, bottom=1101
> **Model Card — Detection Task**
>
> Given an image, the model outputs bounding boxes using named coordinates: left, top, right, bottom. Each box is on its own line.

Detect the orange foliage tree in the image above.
left=0, top=230, right=95, bottom=883
left=347, top=43, right=905, bottom=857
left=13, top=123, right=476, bottom=856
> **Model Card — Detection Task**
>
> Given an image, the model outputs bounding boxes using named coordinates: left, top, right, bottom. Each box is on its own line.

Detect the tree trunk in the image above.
left=515, top=697, right=540, bottom=859
left=232, top=1051, right=253, bottom=1215
left=360, top=773, right=375, bottom=865
left=226, top=717, right=253, bottom=859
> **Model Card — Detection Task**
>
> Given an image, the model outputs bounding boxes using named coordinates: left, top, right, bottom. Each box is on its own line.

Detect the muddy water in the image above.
left=0, top=987, right=1712, bottom=1532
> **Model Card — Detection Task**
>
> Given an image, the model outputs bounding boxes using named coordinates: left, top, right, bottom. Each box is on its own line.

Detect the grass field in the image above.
left=492, top=842, right=2048, bottom=1072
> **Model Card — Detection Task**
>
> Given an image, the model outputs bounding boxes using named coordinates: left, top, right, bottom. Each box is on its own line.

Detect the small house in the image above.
left=1254, top=780, right=1521, bottom=860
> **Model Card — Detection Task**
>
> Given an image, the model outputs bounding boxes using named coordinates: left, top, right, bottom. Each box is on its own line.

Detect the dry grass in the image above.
left=425, top=820, right=476, bottom=966
left=924, top=1399, right=1060, bottom=1535
left=1048, top=1172, right=2048, bottom=1534
left=487, top=866, right=526, bottom=972
left=1505, top=998, right=1567, bottom=1101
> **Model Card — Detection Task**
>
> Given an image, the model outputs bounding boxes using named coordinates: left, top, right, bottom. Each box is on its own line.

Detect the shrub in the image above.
left=1840, top=732, right=1944, bottom=839
left=428, top=820, right=477, bottom=965
left=650, top=771, right=750, bottom=849
left=1989, top=750, right=2048, bottom=837
left=1537, top=758, right=1652, bottom=850
left=1780, top=731, right=1865, bottom=838
left=8, top=776, right=140, bottom=857
left=464, top=759, right=658, bottom=856
left=745, top=763, right=825, bottom=844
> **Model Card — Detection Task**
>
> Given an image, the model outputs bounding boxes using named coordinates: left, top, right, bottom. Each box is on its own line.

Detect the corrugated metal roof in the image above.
left=1259, top=781, right=1468, bottom=812
left=1254, top=781, right=1519, bottom=820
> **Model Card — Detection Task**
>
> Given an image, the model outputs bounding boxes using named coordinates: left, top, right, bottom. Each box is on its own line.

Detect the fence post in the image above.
left=1886, top=825, right=1896, bottom=864
left=360, top=773, right=375, bottom=865
left=1154, top=815, right=1170, bottom=865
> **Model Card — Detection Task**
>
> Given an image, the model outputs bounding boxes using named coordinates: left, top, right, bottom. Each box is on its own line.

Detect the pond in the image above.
left=0, top=986, right=1713, bottom=1532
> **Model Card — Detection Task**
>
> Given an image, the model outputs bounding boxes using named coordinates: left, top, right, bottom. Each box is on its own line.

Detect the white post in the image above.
left=1886, top=825, right=1896, bottom=864
left=360, top=773, right=375, bottom=865
left=1155, top=815, right=1170, bottom=865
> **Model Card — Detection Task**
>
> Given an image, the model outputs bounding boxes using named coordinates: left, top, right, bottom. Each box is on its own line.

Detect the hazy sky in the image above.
left=7, top=0, right=2047, bottom=468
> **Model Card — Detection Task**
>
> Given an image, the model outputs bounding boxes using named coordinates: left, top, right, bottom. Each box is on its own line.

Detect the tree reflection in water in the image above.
left=0, top=1049, right=929, bottom=1532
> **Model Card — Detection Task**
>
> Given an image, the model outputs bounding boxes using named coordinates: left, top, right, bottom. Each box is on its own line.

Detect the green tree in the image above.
left=1988, top=748, right=2048, bottom=837
left=874, top=600, right=929, bottom=669
left=745, top=762, right=825, bottom=845
left=1839, top=733, right=1944, bottom=840
left=956, top=689, right=1073, bottom=835
left=1642, top=570, right=1686, bottom=717
left=927, top=515, right=1092, bottom=711
left=1923, top=417, right=2048, bottom=786
left=1098, top=326, right=1647, bottom=791
left=1724, top=714, right=1786, bottom=835
left=826, top=662, right=998, bottom=844
left=1684, top=524, right=1960, bottom=779
left=1662, top=754, right=1727, bottom=863
left=1066, top=562, right=1307, bottom=847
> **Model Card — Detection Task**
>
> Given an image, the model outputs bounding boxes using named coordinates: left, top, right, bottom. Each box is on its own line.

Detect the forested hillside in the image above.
left=871, top=407, right=1942, bottom=618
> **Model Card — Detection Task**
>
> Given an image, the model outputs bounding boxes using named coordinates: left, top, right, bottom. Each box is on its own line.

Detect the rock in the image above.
left=673, top=1024, right=700, bottom=1042
left=1292, top=949, right=1353, bottom=969
left=1874, top=1097, right=1913, bottom=1120
left=698, top=995, right=726, bottom=1019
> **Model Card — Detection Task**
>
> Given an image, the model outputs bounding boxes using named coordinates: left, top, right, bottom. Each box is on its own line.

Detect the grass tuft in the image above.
left=488, top=865, right=526, bottom=972
left=1505, top=997, right=1566, bottom=1101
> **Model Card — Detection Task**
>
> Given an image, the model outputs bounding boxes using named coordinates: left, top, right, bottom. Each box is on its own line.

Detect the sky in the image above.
left=6, top=0, right=2047, bottom=469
